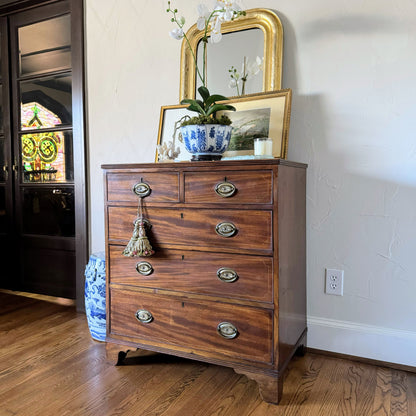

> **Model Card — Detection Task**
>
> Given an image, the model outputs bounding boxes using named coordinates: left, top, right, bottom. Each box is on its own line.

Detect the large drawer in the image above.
left=108, top=207, right=273, bottom=253
left=109, top=246, right=273, bottom=302
left=106, top=172, right=179, bottom=203
left=184, top=170, right=273, bottom=204
left=109, top=288, right=273, bottom=363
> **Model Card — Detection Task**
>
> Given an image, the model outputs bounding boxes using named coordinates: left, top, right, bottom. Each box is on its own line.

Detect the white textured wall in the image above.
left=85, top=0, right=416, bottom=365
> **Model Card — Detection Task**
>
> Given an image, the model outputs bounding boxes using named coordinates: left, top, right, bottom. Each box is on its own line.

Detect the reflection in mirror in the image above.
left=196, top=29, right=264, bottom=97
left=180, top=9, right=283, bottom=100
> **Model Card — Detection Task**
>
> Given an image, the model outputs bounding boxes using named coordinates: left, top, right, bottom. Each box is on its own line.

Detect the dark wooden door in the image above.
left=0, top=0, right=87, bottom=304
left=0, top=16, right=13, bottom=288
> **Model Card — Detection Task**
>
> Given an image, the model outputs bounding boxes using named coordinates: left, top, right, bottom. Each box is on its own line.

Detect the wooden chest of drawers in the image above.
left=102, top=159, right=307, bottom=404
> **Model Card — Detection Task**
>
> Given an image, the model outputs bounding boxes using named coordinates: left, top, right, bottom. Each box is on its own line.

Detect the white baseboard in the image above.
left=307, top=316, right=416, bottom=367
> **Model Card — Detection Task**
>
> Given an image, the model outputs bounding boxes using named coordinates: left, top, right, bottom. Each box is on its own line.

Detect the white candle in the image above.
left=254, top=138, right=273, bottom=156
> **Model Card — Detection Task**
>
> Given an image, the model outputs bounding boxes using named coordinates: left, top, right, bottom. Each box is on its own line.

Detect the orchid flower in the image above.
left=197, top=4, right=210, bottom=30
left=169, top=27, right=184, bottom=40
left=215, top=0, right=242, bottom=21
left=247, top=56, right=264, bottom=77
left=167, top=1, right=245, bottom=88
left=229, top=56, right=264, bottom=96
left=210, top=17, right=223, bottom=43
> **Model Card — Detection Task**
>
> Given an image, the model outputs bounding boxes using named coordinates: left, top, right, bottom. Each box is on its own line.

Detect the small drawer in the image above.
left=110, top=288, right=273, bottom=363
left=108, top=207, right=273, bottom=253
left=109, top=246, right=273, bottom=302
left=184, top=170, right=273, bottom=204
left=106, top=172, right=179, bottom=203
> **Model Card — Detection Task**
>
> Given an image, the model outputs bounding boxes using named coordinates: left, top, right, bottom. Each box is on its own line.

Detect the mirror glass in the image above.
left=196, top=29, right=264, bottom=97
left=180, top=9, right=283, bottom=101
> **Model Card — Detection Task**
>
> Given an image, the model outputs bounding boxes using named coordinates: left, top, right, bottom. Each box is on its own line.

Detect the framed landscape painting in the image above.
left=156, top=89, right=292, bottom=162
left=220, top=89, right=292, bottom=159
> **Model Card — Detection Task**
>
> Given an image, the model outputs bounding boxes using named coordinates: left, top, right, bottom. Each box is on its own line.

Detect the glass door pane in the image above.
left=18, top=14, right=71, bottom=77
left=20, top=74, right=72, bottom=130
left=21, top=130, right=73, bottom=183
left=22, top=187, right=74, bottom=236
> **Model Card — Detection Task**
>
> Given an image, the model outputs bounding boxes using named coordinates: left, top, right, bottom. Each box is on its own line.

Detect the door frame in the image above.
left=0, top=0, right=87, bottom=310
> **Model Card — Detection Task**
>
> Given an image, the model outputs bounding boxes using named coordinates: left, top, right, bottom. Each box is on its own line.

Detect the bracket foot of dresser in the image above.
left=234, top=367, right=283, bottom=404
left=106, top=342, right=130, bottom=365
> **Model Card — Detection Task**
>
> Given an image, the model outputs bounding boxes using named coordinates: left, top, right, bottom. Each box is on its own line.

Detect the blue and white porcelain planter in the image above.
left=84, top=252, right=106, bottom=341
left=180, top=124, right=232, bottom=161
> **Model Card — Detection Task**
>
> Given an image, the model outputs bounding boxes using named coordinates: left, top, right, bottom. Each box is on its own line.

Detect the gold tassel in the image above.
left=123, top=197, right=155, bottom=258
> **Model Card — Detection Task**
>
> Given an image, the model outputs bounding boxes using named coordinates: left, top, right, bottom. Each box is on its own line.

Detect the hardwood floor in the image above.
left=1, top=291, right=415, bottom=416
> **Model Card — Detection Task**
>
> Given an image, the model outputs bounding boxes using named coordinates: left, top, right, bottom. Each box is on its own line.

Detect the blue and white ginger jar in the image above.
left=84, top=252, right=106, bottom=341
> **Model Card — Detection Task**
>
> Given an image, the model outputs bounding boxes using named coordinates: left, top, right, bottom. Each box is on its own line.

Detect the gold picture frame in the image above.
left=156, top=89, right=291, bottom=162
left=220, top=89, right=291, bottom=159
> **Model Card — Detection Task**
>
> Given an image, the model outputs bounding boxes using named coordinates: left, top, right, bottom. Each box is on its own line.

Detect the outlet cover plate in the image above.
left=325, top=268, right=344, bottom=296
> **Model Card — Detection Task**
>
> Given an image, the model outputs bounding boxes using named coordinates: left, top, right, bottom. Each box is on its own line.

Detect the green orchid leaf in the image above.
left=180, top=98, right=196, bottom=105
left=186, top=102, right=206, bottom=115
left=206, top=104, right=236, bottom=116
left=198, top=86, right=210, bottom=102
left=181, top=98, right=205, bottom=108
left=205, top=94, right=230, bottom=107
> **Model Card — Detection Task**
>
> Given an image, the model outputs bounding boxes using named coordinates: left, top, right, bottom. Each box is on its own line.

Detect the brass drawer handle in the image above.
left=136, top=261, right=153, bottom=276
left=217, top=267, right=238, bottom=283
left=217, top=322, right=238, bottom=339
left=2, top=165, right=8, bottom=180
left=215, top=222, right=237, bottom=238
left=135, top=309, right=153, bottom=323
left=215, top=181, right=236, bottom=198
left=133, top=182, right=151, bottom=197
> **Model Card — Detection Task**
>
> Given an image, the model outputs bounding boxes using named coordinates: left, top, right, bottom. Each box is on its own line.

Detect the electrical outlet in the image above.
left=325, top=268, right=344, bottom=296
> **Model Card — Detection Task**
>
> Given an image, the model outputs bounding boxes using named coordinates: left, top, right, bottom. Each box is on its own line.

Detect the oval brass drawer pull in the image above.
left=217, top=267, right=238, bottom=283
left=132, top=182, right=151, bottom=198
left=215, top=222, right=237, bottom=237
left=136, top=261, right=153, bottom=276
left=215, top=181, right=236, bottom=198
left=217, top=322, right=238, bottom=339
left=135, top=309, right=153, bottom=323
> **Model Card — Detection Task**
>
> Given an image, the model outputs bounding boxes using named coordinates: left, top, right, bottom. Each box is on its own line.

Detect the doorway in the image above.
left=0, top=0, right=87, bottom=309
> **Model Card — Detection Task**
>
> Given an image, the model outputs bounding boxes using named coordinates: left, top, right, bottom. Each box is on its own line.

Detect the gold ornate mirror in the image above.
left=179, top=8, right=283, bottom=101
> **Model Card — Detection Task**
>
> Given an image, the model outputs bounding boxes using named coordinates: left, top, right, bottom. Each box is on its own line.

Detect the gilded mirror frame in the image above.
left=179, top=8, right=283, bottom=101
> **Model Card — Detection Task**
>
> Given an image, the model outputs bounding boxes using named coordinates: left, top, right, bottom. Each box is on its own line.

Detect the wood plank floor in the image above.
left=1, top=291, right=415, bottom=416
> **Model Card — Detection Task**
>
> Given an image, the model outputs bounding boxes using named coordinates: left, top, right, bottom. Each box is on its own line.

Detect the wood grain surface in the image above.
left=108, top=245, right=273, bottom=303
left=184, top=170, right=273, bottom=204
left=104, top=161, right=305, bottom=404
left=109, top=288, right=273, bottom=363
left=106, top=172, right=180, bottom=203
left=107, top=206, right=273, bottom=253
left=1, top=291, right=415, bottom=416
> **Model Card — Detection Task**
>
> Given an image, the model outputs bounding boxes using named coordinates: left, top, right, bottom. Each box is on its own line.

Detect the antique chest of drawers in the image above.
left=102, top=159, right=307, bottom=404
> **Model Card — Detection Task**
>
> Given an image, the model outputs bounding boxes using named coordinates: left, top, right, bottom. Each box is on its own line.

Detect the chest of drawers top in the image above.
left=103, top=159, right=306, bottom=206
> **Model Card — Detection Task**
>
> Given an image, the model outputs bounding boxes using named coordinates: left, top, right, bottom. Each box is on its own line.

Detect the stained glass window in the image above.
left=21, top=102, right=70, bottom=182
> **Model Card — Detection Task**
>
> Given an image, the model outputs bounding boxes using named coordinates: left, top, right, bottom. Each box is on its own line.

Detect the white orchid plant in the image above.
left=167, top=1, right=246, bottom=126
left=229, top=55, right=264, bottom=96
